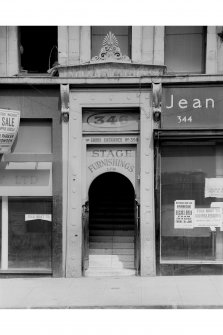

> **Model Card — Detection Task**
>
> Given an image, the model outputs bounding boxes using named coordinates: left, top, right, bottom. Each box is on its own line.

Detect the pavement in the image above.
left=1, top=275, right=223, bottom=309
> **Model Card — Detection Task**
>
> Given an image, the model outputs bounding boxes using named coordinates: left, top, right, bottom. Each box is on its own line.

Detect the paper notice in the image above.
left=174, top=200, right=195, bottom=229
left=0, top=109, right=20, bottom=153
left=194, top=207, right=222, bottom=228
left=211, top=202, right=223, bottom=231
left=25, top=214, right=52, bottom=222
left=205, top=178, right=223, bottom=198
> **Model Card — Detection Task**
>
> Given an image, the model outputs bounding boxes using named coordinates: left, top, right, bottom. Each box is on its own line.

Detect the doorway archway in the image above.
left=85, top=172, right=137, bottom=276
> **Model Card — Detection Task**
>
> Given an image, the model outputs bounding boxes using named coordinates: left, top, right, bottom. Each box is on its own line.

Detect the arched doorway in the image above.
left=84, top=172, right=138, bottom=276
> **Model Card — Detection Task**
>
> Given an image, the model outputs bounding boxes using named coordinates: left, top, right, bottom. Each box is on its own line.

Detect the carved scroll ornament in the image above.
left=91, top=31, right=131, bottom=63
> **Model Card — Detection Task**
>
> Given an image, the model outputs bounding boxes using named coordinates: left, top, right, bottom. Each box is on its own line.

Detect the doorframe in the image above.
left=65, top=88, right=155, bottom=277
left=83, top=142, right=139, bottom=276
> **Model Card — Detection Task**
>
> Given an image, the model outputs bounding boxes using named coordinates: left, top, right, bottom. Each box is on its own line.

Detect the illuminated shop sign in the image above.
left=0, top=108, right=20, bottom=153
left=162, top=86, right=223, bottom=128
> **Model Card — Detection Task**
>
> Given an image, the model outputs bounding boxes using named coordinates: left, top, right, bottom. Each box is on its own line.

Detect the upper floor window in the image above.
left=165, top=26, right=206, bottom=73
left=19, top=26, right=58, bottom=74
left=91, top=26, right=131, bottom=59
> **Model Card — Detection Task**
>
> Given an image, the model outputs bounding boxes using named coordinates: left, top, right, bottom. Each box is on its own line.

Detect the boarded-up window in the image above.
left=165, top=26, right=206, bottom=73
left=91, top=26, right=131, bottom=59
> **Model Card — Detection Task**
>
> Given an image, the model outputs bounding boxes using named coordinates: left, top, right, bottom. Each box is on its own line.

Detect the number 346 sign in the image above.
left=83, top=111, right=139, bottom=132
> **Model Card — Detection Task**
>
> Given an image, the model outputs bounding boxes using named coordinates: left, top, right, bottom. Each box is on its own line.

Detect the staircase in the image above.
left=85, top=198, right=136, bottom=277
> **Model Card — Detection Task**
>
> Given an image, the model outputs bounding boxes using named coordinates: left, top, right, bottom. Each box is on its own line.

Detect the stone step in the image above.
left=90, top=224, right=134, bottom=230
left=89, top=236, right=134, bottom=242
left=85, top=268, right=136, bottom=277
left=88, top=255, right=134, bottom=268
left=89, top=242, right=134, bottom=249
left=89, top=248, right=134, bottom=255
left=90, top=230, right=135, bottom=236
left=89, top=254, right=134, bottom=262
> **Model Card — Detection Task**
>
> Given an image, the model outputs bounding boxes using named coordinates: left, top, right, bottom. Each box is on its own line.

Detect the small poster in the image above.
left=205, top=178, right=223, bottom=198
left=25, top=214, right=52, bottom=222
left=174, top=200, right=195, bottom=229
left=211, top=202, right=223, bottom=231
left=194, top=207, right=222, bottom=228
left=0, top=109, right=20, bottom=153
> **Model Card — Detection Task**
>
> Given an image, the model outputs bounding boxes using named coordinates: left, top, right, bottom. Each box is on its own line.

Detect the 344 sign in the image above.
left=162, top=86, right=223, bottom=128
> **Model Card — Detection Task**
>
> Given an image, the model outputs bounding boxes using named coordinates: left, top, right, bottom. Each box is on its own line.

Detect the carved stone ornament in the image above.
left=90, top=31, right=131, bottom=63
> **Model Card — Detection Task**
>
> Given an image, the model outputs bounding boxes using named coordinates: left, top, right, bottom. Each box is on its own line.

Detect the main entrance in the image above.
left=84, top=172, right=138, bottom=276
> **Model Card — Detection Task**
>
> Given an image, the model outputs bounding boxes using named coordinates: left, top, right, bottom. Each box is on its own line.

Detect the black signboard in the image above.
left=162, top=86, right=223, bottom=128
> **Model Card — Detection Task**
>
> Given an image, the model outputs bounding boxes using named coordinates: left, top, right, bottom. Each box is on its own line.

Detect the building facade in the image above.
left=1, top=26, right=223, bottom=277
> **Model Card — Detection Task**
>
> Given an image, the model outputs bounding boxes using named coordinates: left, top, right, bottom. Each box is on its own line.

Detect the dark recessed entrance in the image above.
left=85, top=172, right=137, bottom=276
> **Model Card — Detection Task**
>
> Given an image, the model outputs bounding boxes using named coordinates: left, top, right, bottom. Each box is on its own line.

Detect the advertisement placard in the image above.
left=25, top=214, right=52, bottom=222
left=0, top=109, right=20, bottom=153
left=194, top=207, right=222, bottom=228
left=174, top=200, right=195, bottom=229
left=205, top=178, right=223, bottom=198
left=211, top=202, right=223, bottom=231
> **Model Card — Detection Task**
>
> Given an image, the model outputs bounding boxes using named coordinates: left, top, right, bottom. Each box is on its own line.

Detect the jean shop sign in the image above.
left=162, top=86, right=223, bottom=128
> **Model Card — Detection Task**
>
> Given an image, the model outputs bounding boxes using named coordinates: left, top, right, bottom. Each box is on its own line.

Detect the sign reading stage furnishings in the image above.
left=0, top=108, right=20, bottom=153
left=162, top=86, right=223, bottom=128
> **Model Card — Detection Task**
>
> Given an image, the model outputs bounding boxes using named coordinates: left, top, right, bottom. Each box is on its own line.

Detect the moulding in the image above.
left=57, top=62, right=166, bottom=78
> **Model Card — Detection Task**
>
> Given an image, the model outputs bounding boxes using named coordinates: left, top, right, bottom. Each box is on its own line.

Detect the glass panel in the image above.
left=166, top=26, right=203, bottom=35
left=92, top=26, right=129, bottom=35
left=0, top=198, right=1, bottom=268
left=12, top=119, right=52, bottom=153
left=165, top=26, right=204, bottom=73
left=8, top=197, right=52, bottom=269
left=160, top=141, right=223, bottom=263
left=91, top=26, right=130, bottom=58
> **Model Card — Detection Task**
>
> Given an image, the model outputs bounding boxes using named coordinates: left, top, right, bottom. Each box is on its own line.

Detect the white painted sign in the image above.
left=25, top=214, right=52, bottom=222
left=174, top=200, right=195, bottom=229
left=194, top=207, right=222, bottom=228
left=205, top=178, right=223, bottom=198
left=211, top=202, right=223, bottom=231
left=85, top=136, right=138, bottom=145
left=0, top=162, right=52, bottom=196
left=87, top=146, right=136, bottom=187
left=0, top=109, right=20, bottom=153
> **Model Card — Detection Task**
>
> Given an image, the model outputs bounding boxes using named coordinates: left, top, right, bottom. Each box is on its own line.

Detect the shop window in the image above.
left=159, top=140, right=223, bottom=267
left=91, top=26, right=131, bottom=59
left=8, top=197, right=52, bottom=269
left=164, top=26, right=206, bottom=73
left=0, top=199, right=1, bottom=269
left=19, top=26, right=58, bottom=74
left=12, top=119, right=52, bottom=154
left=0, top=197, right=52, bottom=271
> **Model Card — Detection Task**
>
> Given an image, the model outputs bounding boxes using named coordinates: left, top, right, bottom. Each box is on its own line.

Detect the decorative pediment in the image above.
left=90, top=31, right=131, bottom=63
left=56, top=30, right=166, bottom=78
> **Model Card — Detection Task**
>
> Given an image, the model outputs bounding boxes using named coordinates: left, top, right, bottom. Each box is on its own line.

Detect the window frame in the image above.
left=164, top=26, right=207, bottom=74
left=154, top=131, right=223, bottom=275
left=90, top=26, right=132, bottom=59
left=18, top=26, right=58, bottom=75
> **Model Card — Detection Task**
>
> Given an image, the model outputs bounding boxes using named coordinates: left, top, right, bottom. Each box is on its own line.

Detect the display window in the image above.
left=0, top=87, right=62, bottom=276
left=8, top=197, right=52, bottom=269
left=156, top=136, right=223, bottom=274
left=0, top=162, right=53, bottom=272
